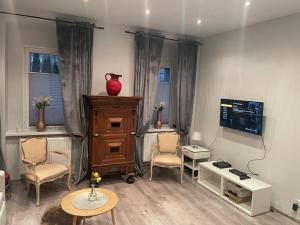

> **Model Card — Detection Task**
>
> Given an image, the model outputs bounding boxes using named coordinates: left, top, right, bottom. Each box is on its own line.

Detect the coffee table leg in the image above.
left=73, top=216, right=77, bottom=225
left=111, top=208, right=116, bottom=225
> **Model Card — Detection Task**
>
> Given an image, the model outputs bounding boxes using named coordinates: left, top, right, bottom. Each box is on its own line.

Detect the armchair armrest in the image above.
left=22, top=159, right=36, bottom=166
left=21, top=160, right=37, bottom=181
left=151, top=144, right=159, bottom=162
left=177, top=145, right=184, bottom=163
left=48, top=150, right=70, bottom=168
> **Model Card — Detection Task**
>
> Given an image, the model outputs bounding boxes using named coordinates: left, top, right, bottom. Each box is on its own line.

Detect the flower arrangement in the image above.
left=32, top=96, right=53, bottom=109
left=88, top=172, right=102, bottom=201
left=154, top=101, right=166, bottom=111
left=91, top=171, right=102, bottom=185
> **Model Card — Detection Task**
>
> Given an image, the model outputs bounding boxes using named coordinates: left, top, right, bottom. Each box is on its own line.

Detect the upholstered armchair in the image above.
left=20, top=137, right=71, bottom=206
left=150, top=132, right=183, bottom=183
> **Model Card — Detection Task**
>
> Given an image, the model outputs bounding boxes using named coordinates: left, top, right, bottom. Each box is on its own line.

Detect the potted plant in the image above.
left=32, top=96, right=53, bottom=132
left=154, top=101, right=166, bottom=129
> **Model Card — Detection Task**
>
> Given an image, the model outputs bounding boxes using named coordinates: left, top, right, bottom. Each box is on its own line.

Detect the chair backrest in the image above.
left=157, top=132, right=179, bottom=154
left=21, top=137, right=48, bottom=164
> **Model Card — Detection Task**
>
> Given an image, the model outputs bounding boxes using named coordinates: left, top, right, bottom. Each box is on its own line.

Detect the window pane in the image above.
left=29, top=52, right=64, bottom=126
left=159, top=67, right=170, bottom=82
left=152, top=67, right=170, bottom=124
left=30, top=52, right=60, bottom=74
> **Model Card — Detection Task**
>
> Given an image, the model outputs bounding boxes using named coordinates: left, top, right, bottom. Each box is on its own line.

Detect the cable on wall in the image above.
left=246, top=135, right=267, bottom=176
left=207, top=126, right=222, bottom=150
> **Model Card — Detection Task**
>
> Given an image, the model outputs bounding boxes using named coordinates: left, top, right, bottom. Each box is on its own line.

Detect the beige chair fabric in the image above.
left=20, top=137, right=71, bottom=206
left=152, top=154, right=182, bottom=166
left=150, top=132, right=183, bottom=183
left=21, top=138, right=47, bottom=164
left=157, top=133, right=179, bottom=154
left=25, top=164, right=69, bottom=182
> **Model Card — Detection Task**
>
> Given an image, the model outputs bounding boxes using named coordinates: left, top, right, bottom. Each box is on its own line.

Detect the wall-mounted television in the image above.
left=220, top=99, right=264, bottom=135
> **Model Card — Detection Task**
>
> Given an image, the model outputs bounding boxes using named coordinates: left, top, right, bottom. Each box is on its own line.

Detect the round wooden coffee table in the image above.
left=61, top=188, right=119, bottom=225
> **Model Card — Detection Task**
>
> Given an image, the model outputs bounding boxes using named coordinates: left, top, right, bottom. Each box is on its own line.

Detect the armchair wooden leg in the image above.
left=35, top=183, right=40, bottom=206
left=67, top=171, right=71, bottom=191
left=26, top=182, right=30, bottom=195
left=180, top=165, right=183, bottom=184
left=150, top=163, right=153, bottom=181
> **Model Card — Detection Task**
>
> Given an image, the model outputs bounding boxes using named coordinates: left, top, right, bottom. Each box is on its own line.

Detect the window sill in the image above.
left=147, top=124, right=176, bottom=133
left=6, top=127, right=68, bottom=137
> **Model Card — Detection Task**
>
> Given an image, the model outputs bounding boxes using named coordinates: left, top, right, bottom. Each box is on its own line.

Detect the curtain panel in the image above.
left=134, top=32, right=165, bottom=175
left=175, top=40, right=198, bottom=145
left=56, top=21, right=94, bottom=184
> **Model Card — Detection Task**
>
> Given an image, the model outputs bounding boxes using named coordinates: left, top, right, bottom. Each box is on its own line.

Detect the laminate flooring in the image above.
left=6, top=168, right=299, bottom=225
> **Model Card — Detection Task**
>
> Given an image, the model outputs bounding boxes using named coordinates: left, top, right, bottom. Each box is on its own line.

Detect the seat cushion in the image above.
left=25, top=164, right=68, bottom=182
left=153, top=154, right=182, bottom=166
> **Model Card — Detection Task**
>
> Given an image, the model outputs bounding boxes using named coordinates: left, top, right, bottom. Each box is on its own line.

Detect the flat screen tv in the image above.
left=220, top=99, right=264, bottom=135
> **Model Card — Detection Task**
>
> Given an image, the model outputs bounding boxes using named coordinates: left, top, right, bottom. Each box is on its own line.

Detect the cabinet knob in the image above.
left=93, top=133, right=99, bottom=137
left=131, top=132, right=136, bottom=135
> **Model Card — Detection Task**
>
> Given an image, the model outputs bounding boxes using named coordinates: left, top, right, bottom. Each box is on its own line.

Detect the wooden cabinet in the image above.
left=86, top=96, right=142, bottom=181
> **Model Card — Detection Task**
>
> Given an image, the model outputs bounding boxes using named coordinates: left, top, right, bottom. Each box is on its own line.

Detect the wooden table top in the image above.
left=61, top=188, right=119, bottom=217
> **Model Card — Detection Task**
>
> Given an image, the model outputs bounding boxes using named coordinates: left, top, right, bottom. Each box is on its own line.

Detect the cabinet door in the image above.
left=91, top=108, right=133, bottom=165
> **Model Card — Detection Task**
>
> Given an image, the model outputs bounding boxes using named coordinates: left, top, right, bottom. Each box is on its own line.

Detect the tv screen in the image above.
left=220, top=99, right=264, bottom=135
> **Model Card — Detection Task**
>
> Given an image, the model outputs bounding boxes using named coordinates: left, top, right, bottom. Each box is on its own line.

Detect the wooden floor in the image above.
left=6, top=168, right=299, bottom=225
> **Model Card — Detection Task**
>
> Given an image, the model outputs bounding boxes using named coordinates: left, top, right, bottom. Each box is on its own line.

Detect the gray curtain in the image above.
left=56, top=21, right=93, bottom=184
left=134, top=32, right=165, bottom=175
left=175, top=40, right=198, bottom=145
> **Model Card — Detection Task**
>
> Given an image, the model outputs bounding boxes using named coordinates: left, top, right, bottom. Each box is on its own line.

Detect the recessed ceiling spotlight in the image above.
left=245, top=1, right=251, bottom=6
left=146, top=9, right=150, bottom=15
left=197, top=19, right=202, bottom=25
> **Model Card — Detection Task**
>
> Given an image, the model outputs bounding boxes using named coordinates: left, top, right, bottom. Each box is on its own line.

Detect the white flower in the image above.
left=154, top=101, right=166, bottom=111
left=32, top=95, right=53, bottom=109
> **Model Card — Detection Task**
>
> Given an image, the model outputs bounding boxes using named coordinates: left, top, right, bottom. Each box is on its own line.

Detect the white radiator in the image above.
left=19, top=137, right=72, bottom=174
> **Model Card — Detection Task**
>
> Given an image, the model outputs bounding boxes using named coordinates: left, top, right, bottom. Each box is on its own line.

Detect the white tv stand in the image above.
left=198, top=161, right=272, bottom=216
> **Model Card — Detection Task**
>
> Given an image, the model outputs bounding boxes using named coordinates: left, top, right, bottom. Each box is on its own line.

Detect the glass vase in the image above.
left=88, top=183, right=97, bottom=201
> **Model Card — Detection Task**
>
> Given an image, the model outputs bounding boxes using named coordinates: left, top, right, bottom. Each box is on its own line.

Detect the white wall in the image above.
left=0, top=15, right=6, bottom=161
left=6, top=19, right=58, bottom=131
left=92, top=25, right=135, bottom=96
left=192, top=13, right=300, bottom=219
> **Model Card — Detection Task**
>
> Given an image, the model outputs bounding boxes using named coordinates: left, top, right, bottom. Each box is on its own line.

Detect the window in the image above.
left=25, top=47, right=64, bottom=127
left=152, top=67, right=171, bottom=124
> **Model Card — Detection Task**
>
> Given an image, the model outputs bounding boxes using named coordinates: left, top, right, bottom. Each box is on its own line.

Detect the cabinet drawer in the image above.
left=94, top=137, right=133, bottom=165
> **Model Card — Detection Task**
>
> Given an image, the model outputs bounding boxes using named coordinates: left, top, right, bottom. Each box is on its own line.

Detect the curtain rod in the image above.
left=125, top=30, right=203, bottom=46
left=0, top=11, right=104, bottom=30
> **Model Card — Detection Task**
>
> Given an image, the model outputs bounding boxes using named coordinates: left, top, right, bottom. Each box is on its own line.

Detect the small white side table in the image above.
left=182, top=146, right=210, bottom=180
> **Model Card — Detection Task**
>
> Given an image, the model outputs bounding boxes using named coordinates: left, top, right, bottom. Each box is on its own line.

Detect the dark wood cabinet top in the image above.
left=85, top=95, right=142, bottom=107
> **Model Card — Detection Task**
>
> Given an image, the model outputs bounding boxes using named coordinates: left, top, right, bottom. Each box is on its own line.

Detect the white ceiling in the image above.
left=2, top=0, right=300, bottom=37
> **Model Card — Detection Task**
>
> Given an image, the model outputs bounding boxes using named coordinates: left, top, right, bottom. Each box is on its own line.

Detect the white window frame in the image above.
left=23, top=46, right=64, bottom=129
